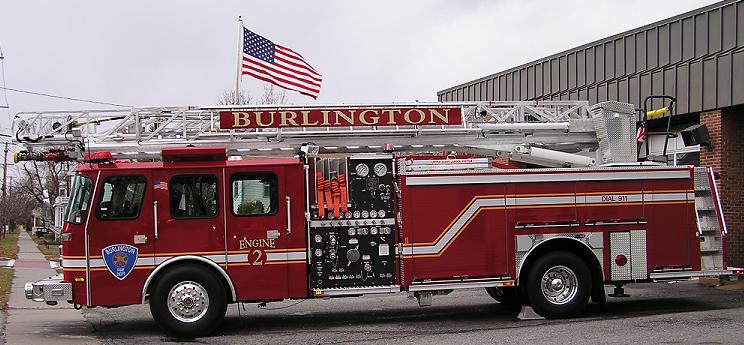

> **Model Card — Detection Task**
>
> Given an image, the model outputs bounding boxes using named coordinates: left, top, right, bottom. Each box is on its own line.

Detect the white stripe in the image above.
left=243, top=56, right=321, bottom=92
left=275, top=46, right=321, bottom=77
left=406, top=170, right=690, bottom=186
left=644, top=192, right=690, bottom=202
left=266, top=251, right=307, bottom=261
left=243, top=61, right=320, bottom=97
left=244, top=54, right=321, bottom=87
left=273, top=52, right=322, bottom=81
left=404, top=191, right=692, bottom=256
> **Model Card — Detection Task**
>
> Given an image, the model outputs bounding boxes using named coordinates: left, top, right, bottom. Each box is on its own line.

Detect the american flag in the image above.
left=636, top=126, right=646, bottom=143
left=241, top=28, right=322, bottom=99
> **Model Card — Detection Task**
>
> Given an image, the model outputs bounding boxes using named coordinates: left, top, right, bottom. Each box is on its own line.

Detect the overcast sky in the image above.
left=0, top=0, right=720, bottom=135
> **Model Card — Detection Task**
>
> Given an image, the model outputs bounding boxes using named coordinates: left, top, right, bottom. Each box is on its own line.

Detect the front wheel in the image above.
left=149, top=264, right=227, bottom=338
left=525, top=251, right=591, bottom=318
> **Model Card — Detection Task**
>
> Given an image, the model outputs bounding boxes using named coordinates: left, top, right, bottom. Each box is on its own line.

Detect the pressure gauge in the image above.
left=374, top=163, right=388, bottom=177
left=378, top=210, right=386, bottom=218
left=355, top=163, right=370, bottom=177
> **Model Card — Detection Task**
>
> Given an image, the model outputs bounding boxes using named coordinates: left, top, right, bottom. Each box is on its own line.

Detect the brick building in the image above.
left=438, top=0, right=744, bottom=266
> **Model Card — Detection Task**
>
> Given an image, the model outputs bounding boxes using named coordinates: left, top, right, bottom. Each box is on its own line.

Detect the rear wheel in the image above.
left=485, top=287, right=522, bottom=306
left=149, top=264, right=227, bottom=338
left=525, top=251, right=591, bottom=318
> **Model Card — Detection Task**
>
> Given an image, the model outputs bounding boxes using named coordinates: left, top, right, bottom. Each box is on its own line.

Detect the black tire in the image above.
left=149, top=264, right=227, bottom=338
left=525, top=251, right=591, bottom=319
left=485, top=286, right=523, bottom=306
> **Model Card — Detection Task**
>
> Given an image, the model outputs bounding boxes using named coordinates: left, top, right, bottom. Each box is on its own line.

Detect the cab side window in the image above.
left=231, top=173, right=277, bottom=216
left=170, top=175, right=218, bottom=218
left=96, top=175, right=147, bottom=220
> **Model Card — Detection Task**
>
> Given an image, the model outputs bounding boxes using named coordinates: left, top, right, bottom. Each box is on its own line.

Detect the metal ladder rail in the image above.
left=693, top=167, right=726, bottom=270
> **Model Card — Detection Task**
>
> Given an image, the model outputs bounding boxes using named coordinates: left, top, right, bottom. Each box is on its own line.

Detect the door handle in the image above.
left=153, top=201, right=159, bottom=240
left=285, top=196, right=291, bottom=235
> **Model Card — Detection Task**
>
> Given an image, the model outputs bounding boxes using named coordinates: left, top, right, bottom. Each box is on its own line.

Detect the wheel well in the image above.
left=143, top=259, right=235, bottom=303
left=517, top=238, right=605, bottom=304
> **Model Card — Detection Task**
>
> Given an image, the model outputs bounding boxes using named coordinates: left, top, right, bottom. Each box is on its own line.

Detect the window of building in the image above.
left=170, top=175, right=218, bottom=218
left=231, top=173, right=277, bottom=216
left=95, top=175, right=147, bottom=220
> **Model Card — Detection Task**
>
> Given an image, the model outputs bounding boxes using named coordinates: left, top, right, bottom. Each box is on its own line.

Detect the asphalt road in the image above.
left=81, top=281, right=744, bottom=345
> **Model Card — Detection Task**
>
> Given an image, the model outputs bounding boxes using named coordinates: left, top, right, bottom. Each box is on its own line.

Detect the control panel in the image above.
left=309, top=156, right=397, bottom=289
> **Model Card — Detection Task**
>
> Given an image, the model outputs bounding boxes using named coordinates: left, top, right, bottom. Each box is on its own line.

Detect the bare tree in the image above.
left=217, top=90, right=252, bottom=106
left=16, top=161, right=68, bottom=227
left=259, top=85, right=287, bottom=105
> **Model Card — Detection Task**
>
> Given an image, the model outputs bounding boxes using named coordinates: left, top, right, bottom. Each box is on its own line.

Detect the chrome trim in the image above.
left=309, top=218, right=396, bottom=228
left=710, top=167, right=728, bottom=235
left=650, top=268, right=740, bottom=280
left=285, top=196, right=292, bottom=235
left=153, top=201, right=159, bottom=240
left=315, top=285, right=400, bottom=296
left=408, top=279, right=514, bottom=291
left=405, top=170, right=691, bottom=186
left=515, top=223, right=579, bottom=229
left=140, top=255, right=237, bottom=303
left=585, top=220, right=647, bottom=226
left=84, top=171, right=101, bottom=306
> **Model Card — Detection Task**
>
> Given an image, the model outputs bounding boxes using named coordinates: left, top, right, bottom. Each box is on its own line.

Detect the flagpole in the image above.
left=235, top=16, right=243, bottom=104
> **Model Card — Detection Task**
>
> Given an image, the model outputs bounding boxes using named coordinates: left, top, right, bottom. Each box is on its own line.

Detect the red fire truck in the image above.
left=17, top=101, right=739, bottom=337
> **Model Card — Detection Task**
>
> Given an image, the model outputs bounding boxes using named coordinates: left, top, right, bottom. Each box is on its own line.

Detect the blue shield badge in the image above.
left=102, top=244, right=138, bottom=280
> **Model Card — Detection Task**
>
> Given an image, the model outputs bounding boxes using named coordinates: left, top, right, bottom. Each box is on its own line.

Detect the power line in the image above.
left=0, top=86, right=132, bottom=108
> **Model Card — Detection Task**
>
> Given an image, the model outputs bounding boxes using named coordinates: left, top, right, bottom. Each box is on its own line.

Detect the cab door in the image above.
left=151, top=168, right=226, bottom=265
left=87, top=171, right=154, bottom=306
left=225, top=163, right=307, bottom=300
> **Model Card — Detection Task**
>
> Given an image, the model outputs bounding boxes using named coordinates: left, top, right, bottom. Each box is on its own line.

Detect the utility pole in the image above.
left=2, top=141, right=8, bottom=198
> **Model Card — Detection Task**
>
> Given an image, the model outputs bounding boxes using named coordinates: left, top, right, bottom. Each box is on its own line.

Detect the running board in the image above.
left=408, top=277, right=514, bottom=292
left=649, top=267, right=743, bottom=280
left=313, top=285, right=400, bottom=297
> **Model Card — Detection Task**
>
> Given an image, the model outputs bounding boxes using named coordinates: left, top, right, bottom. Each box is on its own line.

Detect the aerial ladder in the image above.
left=11, top=100, right=639, bottom=168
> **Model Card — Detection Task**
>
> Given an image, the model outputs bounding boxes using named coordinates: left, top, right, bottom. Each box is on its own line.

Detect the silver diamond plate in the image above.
left=590, top=101, right=636, bottom=164
left=630, top=230, right=647, bottom=280
left=610, top=232, right=632, bottom=280
left=515, top=232, right=604, bottom=281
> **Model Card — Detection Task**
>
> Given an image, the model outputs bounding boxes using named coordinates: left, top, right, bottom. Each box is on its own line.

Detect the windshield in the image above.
left=65, top=175, right=93, bottom=224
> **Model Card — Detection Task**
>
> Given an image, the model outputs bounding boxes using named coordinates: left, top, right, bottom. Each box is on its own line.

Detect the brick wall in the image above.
left=700, top=107, right=744, bottom=267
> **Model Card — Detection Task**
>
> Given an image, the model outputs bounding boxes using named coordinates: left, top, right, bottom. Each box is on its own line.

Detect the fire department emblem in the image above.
left=102, top=244, right=138, bottom=280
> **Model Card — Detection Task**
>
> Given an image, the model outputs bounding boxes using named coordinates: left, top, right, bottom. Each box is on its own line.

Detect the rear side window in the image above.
left=170, top=175, right=218, bottom=218
left=96, top=175, right=147, bottom=220
left=231, top=172, right=278, bottom=216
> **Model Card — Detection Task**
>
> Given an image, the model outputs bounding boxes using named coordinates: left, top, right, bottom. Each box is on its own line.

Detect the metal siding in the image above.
left=696, top=13, right=709, bottom=58
left=577, top=50, right=586, bottom=86
left=619, top=78, right=629, bottom=103
left=682, top=17, right=695, bottom=60
left=636, top=31, right=647, bottom=71
left=703, top=58, right=718, bottom=110
left=723, top=4, right=737, bottom=49
left=438, top=0, right=743, bottom=112
left=647, top=28, right=658, bottom=69
left=586, top=48, right=595, bottom=85
left=718, top=54, right=732, bottom=107
left=659, top=24, right=670, bottom=66
left=670, top=21, right=683, bottom=63
left=605, top=42, right=615, bottom=80
left=625, top=36, right=636, bottom=74
left=710, top=8, right=722, bottom=53
left=690, top=60, right=703, bottom=112
left=677, top=64, right=690, bottom=114
left=733, top=50, right=744, bottom=104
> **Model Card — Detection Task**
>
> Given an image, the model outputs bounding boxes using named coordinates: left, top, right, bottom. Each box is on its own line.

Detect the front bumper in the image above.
left=24, top=275, right=73, bottom=305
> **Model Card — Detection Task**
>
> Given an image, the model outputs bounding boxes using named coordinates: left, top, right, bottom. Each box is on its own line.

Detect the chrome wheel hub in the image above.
left=541, top=265, right=578, bottom=305
left=167, top=281, right=209, bottom=323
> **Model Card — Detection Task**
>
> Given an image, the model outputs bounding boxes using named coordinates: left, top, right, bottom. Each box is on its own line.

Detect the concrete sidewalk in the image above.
left=4, top=230, right=98, bottom=344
